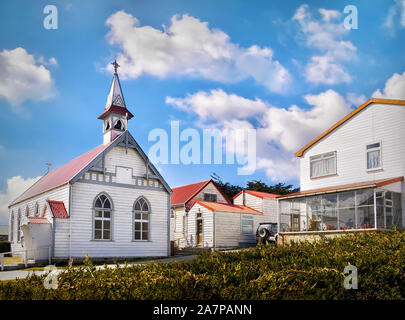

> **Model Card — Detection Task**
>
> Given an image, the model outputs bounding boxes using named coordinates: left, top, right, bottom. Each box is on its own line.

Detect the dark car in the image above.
left=256, top=222, right=278, bottom=245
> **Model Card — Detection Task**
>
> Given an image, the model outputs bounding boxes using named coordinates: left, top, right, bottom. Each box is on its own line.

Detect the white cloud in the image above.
left=0, top=47, right=56, bottom=106
left=293, top=4, right=356, bottom=84
left=372, top=70, right=405, bottom=99
left=105, top=11, right=291, bottom=93
left=0, top=175, right=41, bottom=225
left=166, top=89, right=267, bottom=122
left=167, top=89, right=353, bottom=180
left=385, top=0, right=405, bottom=28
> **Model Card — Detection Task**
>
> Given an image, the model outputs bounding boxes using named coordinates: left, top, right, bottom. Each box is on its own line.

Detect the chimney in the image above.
left=242, top=189, right=246, bottom=206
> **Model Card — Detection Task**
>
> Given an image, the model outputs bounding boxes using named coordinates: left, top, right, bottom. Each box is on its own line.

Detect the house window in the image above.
left=310, top=151, right=337, bottom=178
left=134, top=197, right=150, bottom=241
left=203, top=193, right=217, bottom=202
left=366, top=142, right=381, bottom=170
left=93, top=193, right=112, bottom=240
left=241, top=215, right=253, bottom=234
left=25, top=205, right=29, bottom=217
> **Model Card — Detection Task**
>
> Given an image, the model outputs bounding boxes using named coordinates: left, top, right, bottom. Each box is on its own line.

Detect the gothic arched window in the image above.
left=133, top=197, right=150, bottom=241
left=10, top=211, right=14, bottom=242
left=93, top=193, right=113, bottom=240
left=25, top=205, right=29, bottom=217
left=17, top=209, right=21, bottom=242
left=114, top=119, right=124, bottom=130
left=34, top=202, right=39, bottom=217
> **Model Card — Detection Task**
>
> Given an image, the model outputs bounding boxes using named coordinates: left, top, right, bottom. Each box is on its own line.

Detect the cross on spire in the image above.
left=111, top=59, right=120, bottom=74
left=45, top=162, right=52, bottom=173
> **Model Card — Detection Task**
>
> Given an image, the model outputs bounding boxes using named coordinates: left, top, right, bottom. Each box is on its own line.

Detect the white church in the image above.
left=7, top=61, right=172, bottom=262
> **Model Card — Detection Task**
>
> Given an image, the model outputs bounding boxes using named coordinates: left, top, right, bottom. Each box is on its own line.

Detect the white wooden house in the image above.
left=8, top=64, right=172, bottom=262
left=171, top=180, right=279, bottom=249
left=278, top=98, right=405, bottom=241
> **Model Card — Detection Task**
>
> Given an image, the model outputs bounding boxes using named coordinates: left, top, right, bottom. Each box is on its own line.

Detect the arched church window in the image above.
left=93, top=193, right=113, bottom=240
left=133, top=197, right=150, bottom=241
left=17, top=209, right=21, bottom=242
left=10, top=211, right=14, bottom=242
left=34, top=202, right=39, bottom=217
left=25, top=205, right=29, bottom=217
left=114, top=120, right=124, bottom=130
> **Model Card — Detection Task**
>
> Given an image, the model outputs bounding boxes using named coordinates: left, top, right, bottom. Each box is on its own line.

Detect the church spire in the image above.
left=99, top=60, right=134, bottom=145
left=105, top=60, right=126, bottom=109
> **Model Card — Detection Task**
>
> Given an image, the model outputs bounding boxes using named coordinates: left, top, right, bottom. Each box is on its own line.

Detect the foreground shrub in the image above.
left=0, top=230, right=404, bottom=300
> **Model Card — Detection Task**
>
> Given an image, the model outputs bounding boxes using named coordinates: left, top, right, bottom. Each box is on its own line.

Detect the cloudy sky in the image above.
left=0, top=0, right=405, bottom=224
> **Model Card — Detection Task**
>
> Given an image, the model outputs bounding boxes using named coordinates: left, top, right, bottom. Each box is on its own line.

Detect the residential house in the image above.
left=277, top=98, right=405, bottom=243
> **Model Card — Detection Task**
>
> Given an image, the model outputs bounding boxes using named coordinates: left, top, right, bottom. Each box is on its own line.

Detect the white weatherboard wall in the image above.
left=299, top=102, right=405, bottom=227
left=187, top=203, right=259, bottom=248
left=233, top=193, right=278, bottom=226
left=69, top=181, right=169, bottom=258
left=191, top=182, right=229, bottom=204
left=8, top=184, right=70, bottom=252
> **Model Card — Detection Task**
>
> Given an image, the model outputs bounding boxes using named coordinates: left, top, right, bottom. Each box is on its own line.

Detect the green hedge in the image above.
left=0, top=241, right=10, bottom=254
left=0, top=230, right=404, bottom=300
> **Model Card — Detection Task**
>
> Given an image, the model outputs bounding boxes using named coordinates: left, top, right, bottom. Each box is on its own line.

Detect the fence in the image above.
left=0, top=246, right=51, bottom=271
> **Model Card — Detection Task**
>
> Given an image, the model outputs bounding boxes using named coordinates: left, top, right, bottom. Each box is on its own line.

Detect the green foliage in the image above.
left=0, top=230, right=404, bottom=300
left=0, top=241, right=11, bottom=253
left=210, top=173, right=299, bottom=199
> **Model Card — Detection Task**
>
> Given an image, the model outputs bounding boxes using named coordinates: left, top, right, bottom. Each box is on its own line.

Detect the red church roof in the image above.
left=47, top=200, right=69, bottom=218
left=10, top=141, right=114, bottom=206
left=171, top=179, right=231, bottom=206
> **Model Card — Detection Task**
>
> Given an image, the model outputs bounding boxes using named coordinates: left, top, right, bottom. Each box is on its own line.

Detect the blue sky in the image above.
left=0, top=0, right=405, bottom=224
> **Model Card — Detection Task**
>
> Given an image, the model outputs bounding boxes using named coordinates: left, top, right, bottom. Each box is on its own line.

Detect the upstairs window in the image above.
left=203, top=193, right=217, bottom=202
left=366, top=142, right=381, bottom=170
left=25, top=205, right=29, bottom=217
left=34, top=202, right=39, bottom=217
left=310, top=151, right=337, bottom=178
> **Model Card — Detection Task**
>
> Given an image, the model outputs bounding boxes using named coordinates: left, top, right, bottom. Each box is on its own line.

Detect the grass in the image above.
left=4, top=256, right=22, bottom=265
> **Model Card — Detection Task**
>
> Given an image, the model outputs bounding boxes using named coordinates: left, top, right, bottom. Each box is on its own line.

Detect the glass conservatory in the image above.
left=278, top=188, right=402, bottom=233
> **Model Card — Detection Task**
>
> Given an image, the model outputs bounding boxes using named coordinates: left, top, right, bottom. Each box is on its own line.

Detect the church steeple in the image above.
left=98, top=60, right=134, bottom=145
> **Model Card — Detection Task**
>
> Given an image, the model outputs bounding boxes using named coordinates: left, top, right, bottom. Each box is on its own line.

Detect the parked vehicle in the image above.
left=256, top=222, right=278, bottom=245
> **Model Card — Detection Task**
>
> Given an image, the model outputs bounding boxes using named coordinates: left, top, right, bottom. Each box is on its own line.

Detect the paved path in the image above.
left=0, top=255, right=196, bottom=281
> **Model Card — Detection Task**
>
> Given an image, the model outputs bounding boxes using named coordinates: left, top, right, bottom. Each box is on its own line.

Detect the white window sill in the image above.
left=366, top=168, right=383, bottom=173
left=310, top=173, right=338, bottom=180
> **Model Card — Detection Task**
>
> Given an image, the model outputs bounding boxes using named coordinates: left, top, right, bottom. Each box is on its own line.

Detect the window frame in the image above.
left=241, top=215, right=254, bottom=235
left=310, top=151, right=337, bottom=179
left=366, top=141, right=382, bottom=171
left=34, top=202, right=39, bottom=217
left=17, top=209, right=21, bottom=243
left=133, top=196, right=151, bottom=242
left=203, top=193, right=217, bottom=202
left=10, top=211, right=14, bottom=243
left=92, top=192, right=114, bottom=241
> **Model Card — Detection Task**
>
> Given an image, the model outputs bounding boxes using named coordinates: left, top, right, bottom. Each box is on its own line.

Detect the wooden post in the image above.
left=1, top=254, right=4, bottom=271
left=24, top=250, right=27, bottom=268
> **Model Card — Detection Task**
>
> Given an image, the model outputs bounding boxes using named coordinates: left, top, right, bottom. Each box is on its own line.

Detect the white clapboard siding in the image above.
left=54, top=218, right=70, bottom=258
left=173, top=207, right=186, bottom=241
left=9, top=184, right=70, bottom=252
left=187, top=204, right=213, bottom=248
left=300, top=103, right=405, bottom=190
left=233, top=192, right=263, bottom=212
left=214, top=212, right=243, bottom=248
left=69, top=181, right=169, bottom=258
left=104, top=146, right=150, bottom=177
left=190, top=181, right=229, bottom=204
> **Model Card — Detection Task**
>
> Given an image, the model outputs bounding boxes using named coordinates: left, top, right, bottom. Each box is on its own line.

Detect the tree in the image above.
left=211, top=173, right=299, bottom=200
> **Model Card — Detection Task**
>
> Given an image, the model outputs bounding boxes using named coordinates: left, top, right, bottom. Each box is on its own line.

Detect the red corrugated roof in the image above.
left=10, top=141, right=115, bottom=206
left=191, top=200, right=263, bottom=214
left=28, top=217, right=50, bottom=224
left=171, top=180, right=231, bottom=206
left=279, top=176, right=403, bottom=198
left=233, top=190, right=280, bottom=200
left=48, top=200, right=69, bottom=218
